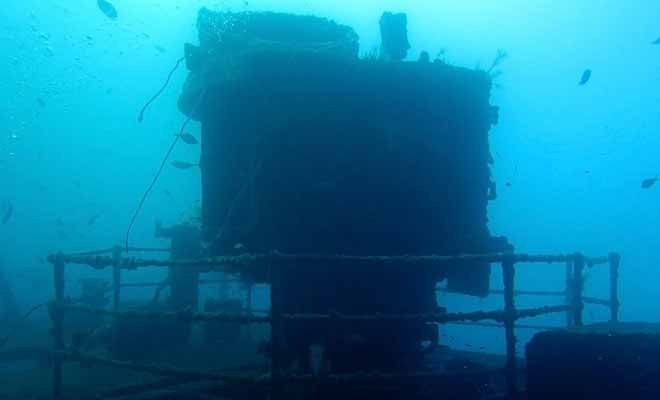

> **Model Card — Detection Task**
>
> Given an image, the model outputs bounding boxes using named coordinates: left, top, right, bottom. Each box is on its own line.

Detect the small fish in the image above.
left=2, top=204, right=12, bottom=224
left=171, top=160, right=198, bottom=170
left=55, top=217, right=64, bottom=226
left=178, top=133, right=199, bottom=145
left=88, top=212, right=102, bottom=225
left=641, top=176, right=658, bottom=189
left=162, top=189, right=172, bottom=197
left=155, top=45, right=167, bottom=53
left=97, top=0, right=118, bottom=19
left=37, top=97, right=46, bottom=107
left=653, top=37, right=660, bottom=45
left=578, top=69, right=592, bottom=85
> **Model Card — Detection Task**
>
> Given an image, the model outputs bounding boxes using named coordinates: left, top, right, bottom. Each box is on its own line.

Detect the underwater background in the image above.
left=0, top=0, right=659, bottom=378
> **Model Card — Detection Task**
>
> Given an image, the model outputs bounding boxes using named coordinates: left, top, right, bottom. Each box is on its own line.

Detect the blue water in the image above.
left=1, top=0, right=659, bottom=393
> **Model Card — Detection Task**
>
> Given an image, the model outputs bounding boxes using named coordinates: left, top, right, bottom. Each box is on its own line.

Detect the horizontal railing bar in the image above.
left=60, top=349, right=256, bottom=384
left=96, top=363, right=270, bottom=399
left=446, top=321, right=563, bottom=330
left=437, top=287, right=566, bottom=297
left=66, top=248, right=116, bottom=256
left=60, top=349, right=503, bottom=385
left=582, top=296, right=612, bottom=307
left=280, top=305, right=571, bottom=323
left=62, top=247, right=171, bottom=257
left=126, top=246, right=171, bottom=253
left=119, top=282, right=165, bottom=289
left=47, top=252, right=611, bottom=271
left=65, top=247, right=171, bottom=257
left=586, top=256, right=609, bottom=266
left=119, top=279, right=235, bottom=289
left=59, top=304, right=270, bottom=324
left=58, top=304, right=570, bottom=325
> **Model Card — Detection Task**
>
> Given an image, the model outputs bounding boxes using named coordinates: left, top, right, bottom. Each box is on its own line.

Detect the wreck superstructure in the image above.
left=37, top=8, right=626, bottom=400
left=179, top=8, right=506, bottom=377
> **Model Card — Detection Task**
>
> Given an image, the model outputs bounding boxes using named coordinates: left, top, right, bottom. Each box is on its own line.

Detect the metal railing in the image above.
left=438, top=253, right=621, bottom=331
left=46, top=248, right=621, bottom=399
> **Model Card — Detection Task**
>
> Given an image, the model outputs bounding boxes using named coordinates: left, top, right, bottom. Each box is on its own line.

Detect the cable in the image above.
left=137, top=56, right=185, bottom=123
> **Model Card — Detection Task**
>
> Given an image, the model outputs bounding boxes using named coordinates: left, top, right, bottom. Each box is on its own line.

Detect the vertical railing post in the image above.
left=502, top=255, right=518, bottom=399
left=246, top=283, right=253, bottom=341
left=51, top=254, right=66, bottom=399
left=572, top=253, right=585, bottom=327
left=269, top=263, right=283, bottom=399
left=112, top=246, right=122, bottom=311
left=608, top=252, right=620, bottom=323
left=564, top=260, right=574, bottom=328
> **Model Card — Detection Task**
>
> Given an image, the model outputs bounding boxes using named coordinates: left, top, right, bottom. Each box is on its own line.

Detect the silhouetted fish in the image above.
left=171, top=160, right=198, bottom=170
left=641, top=176, right=658, bottom=189
left=578, top=69, right=592, bottom=85
left=653, top=37, right=660, bottom=45
left=97, top=0, right=118, bottom=19
left=2, top=204, right=12, bottom=224
left=178, top=133, right=199, bottom=145
left=88, top=212, right=102, bottom=225
left=37, top=97, right=46, bottom=107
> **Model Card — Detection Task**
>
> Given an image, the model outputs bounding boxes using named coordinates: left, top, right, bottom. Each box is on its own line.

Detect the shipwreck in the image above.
left=38, top=9, right=627, bottom=400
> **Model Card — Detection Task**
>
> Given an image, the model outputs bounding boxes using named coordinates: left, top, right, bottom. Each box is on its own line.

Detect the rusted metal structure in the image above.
left=177, top=8, right=511, bottom=388
left=41, top=8, right=625, bottom=400
left=46, top=249, right=621, bottom=399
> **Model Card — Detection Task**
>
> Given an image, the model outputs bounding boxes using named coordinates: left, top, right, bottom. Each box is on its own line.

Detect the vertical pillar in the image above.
left=608, top=252, right=620, bottom=323
left=572, top=253, right=585, bottom=327
left=112, top=246, right=122, bottom=311
left=501, top=256, right=517, bottom=399
left=564, top=260, right=574, bottom=328
left=52, top=254, right=65, bottom=399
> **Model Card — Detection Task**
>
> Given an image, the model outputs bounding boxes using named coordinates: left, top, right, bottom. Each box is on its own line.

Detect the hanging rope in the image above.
left=125, top=90, right=206, bottom=252
left=0, top=302, right=47, bottom=348
left=137, top=56, right=185, bottom=123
